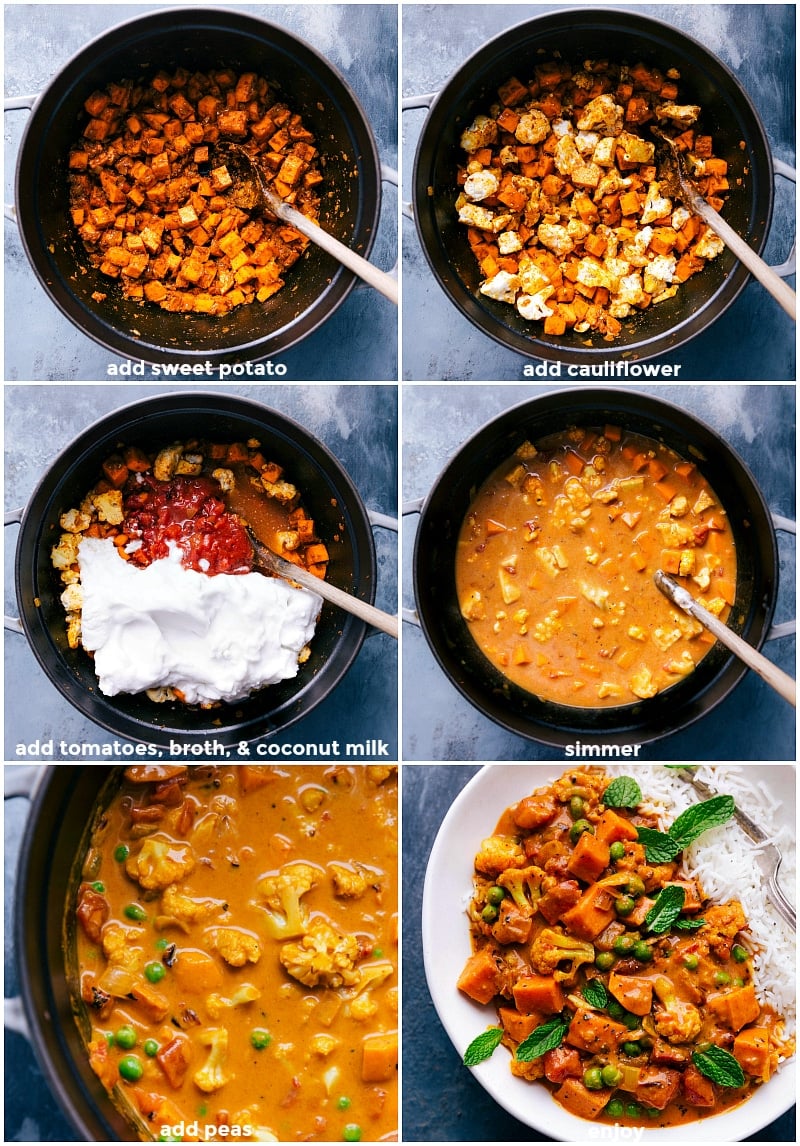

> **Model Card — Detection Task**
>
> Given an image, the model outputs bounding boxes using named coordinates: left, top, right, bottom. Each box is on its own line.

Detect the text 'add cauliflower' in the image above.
left=257, top=862, right=321, bottom=939
left=279, top=918, right=362, bottom=989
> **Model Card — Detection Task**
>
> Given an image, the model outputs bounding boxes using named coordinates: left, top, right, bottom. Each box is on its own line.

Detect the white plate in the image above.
left=422, top=764, right=795, bottom=1142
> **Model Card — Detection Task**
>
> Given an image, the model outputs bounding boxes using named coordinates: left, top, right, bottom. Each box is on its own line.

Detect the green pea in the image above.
left=481, top=904, right=498, bottom=923
left=114, top=844, right=130, bottom=862
left=115, top=1025, right=137, bottom=1050
left=124, top=903, right=147, bottom=922
left=583, top=1066, right=604, bottom=1090
left=632, top=940, right=653, bottom=962
left=646, top=1107, right=660, bottom=1119
left=625, top=1103, right=642, bottom=1119
left=622, top=1041, right=643, bottom=1056
left=251, top=1028, right=272, bottom=1050
left=623, top=1011, right=640, bottom=1030
left=144, top=1039, right=159, bottom=1058
left=625, top=875, right=646, bottom=899
left=155, top=938, right=169, bottom=950
left=612, top=936, right=635, bottom=955
left=605, top=1098, right=624, bottom=1118
left=373, top=948, right=383, bottom=958
left=733, top=977, right=744, bottom=988
left=714, top=971, right=731, bottom=986
left=343, top=1126, right=362, bottom=1143
left=145, top=961, right=166, bottom=984
left=197, top=1106, right=208, bottom=1118
left=609, top=841, right=626, bottom=861
left=607, top=1000, right=625, bottom=1019
left=91, top=881, right=106, bottom=893
left=732, top=944, right=748, bottom=963
left=337, top=1097, right=352, bottom=1111
left=104, top=1032, right=115, bottom=1048
left=615, top=895, right=635, bottom=917
left=568, top=795, right=585, bottom=820
left=486, top=886, right=506, bottom=906
left=595, top=952, right=615, bottom=972
left=118, top=1054, right=143, bottom=1082
left=570, top=819, right=594, bottom=843
left=684, top=954, right=699, bottom=970
left=601, top=1064, right=622, bottom=1087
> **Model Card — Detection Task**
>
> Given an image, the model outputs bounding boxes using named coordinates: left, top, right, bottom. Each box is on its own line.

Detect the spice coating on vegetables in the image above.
left=458, top=769, right=792, bottom=1127
left=455, top=59, right=731, bottom=342
left=72, top=765, right=398, bottom=1142
left=68, top=68, right=323, bottom=314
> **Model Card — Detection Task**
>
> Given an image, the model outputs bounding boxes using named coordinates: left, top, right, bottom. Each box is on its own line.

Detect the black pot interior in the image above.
left=16, top=8, right=380, bottom=363
left=16, top=393, right=376, bottom=745
left=413, top=8, right=773, bottom=363
left=18, top=767, right=141, bottom=1141
left=413, top=389, right=778, bottom=746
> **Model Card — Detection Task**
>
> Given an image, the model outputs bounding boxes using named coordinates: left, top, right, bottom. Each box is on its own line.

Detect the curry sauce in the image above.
left=456, top=425, right=737, bottom=707
left=72, top=765, right=398, bottom=1142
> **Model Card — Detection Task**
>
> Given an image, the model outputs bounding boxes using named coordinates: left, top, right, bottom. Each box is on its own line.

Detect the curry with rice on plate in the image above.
left=71, top=764, right=398, bottom=1142
left=458, top=767, right=793, bottom=1128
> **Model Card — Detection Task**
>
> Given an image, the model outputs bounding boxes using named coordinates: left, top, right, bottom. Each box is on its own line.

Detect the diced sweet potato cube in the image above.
left=554, top=1078, right=613, bottom=1119
left=595, top=809, right=639, bottom=844
left=567, top=832, right=610, bottom=883
left=361, top=1032, right=397, bottom=1082
left=457, top=948, right=501, bottom=1004
left=304, top=543, right=329, bottom=566
left=513, top=974, right=565, bottom=1015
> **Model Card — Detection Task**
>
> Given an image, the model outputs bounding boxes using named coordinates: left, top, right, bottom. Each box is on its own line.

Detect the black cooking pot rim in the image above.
left=15, top=391, right=377, bottom=745
left=412, top=6, right=775, bottom=365
left=14, top=6, right=383, bottom=364
left=412, top=387, right=780, bottom=747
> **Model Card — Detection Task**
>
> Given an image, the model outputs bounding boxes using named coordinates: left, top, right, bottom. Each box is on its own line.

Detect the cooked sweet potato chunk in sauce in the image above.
left=458, top=768, right=792, bottom=1127
left=69, top=69, right=322, bottom=314
left=456, top=425, right=736, bottom=707
left=71, top=765, right=398, bottom=1141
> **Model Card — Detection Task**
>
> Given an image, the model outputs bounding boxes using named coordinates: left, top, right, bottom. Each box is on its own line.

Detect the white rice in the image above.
left=605, top=765, right=796, bottom=1039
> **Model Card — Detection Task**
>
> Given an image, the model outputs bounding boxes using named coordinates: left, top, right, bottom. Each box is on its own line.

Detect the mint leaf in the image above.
left=603, top=777, right=642, bottom=809
left=645, top=885, right=686, bottom=934
left=516, top=1016, right=569, bottom=1063
left=582, top=980, right=609, bottom=1009
left=463, top=1026, right=504, bottom=1066
left=669, top=795, right=735, bottom=850
left=636, top=826, right=681, bottom=863
left=692, top=1045, right=746, bottom=1088
left=674, top=917, right=706, bottom=932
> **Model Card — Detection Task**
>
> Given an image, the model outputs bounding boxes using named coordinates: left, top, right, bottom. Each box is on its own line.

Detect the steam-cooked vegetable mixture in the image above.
left=73, top=765, right=398, bottom=1142
left=459, top=768, right=792, bottom=1127
left=455, top=59, right=730, bottom=341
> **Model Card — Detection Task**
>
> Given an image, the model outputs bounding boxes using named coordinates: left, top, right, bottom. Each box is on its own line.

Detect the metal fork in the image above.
left=675, top=768, right=796, bottom=930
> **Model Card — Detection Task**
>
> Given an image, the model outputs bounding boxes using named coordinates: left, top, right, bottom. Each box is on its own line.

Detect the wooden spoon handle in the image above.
left=692, top=198, right=796, bottom=321
left=687, top=595, right=796, bottom=706
left=294, top=564, right=399, bottom=638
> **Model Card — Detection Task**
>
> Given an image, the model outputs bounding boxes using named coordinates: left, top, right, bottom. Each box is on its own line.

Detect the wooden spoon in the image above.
left=245, top=525, right=398, bottom=639
left=218, top=144, right=398, bottom=305
left=654, top=570, right=795, bottom=706
left=651, top=127, right=795, bottom=321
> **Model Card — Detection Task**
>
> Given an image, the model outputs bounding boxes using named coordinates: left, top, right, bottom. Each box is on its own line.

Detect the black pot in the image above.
left=15, top=767, right=140, bottom=1140
left=14, top=7, right=381, bottom=365
left=412, top=7, right=775, bottom=363
left=413, top=388, right=779, bottom=746
left=13, top=392, right=376, bottom=746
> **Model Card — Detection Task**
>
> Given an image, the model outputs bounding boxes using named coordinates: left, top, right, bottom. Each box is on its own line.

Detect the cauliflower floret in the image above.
left=616, top=132, right=656, bottom=166
left=175, top=453, right=203, bottom=476
left=575, top=258, right=614, bottom=291
left=260, top=477, right=298, bottom=504
left=153, top=444, right=183, bottom=482
left=194, top=1028, right=233, bottom=1093
left=92, top=489, right=124, bottom=525
left=643, top=254, right=677, bottom=295
left=257, top=862, right=321, bottom=939
left=656, top=102, right=701, bottom=127
left=517, top=290, right=554, bottom=322
left=480, top=269, right=521, bottom=304
left=464, top=170, right=500, bottom=202
left=671, top=206, right=692, bottom=230
left=576, top=94, right=624, bottom=136
left=515, top=109, right=550, bottom=145
left=474, top=834, right=526, bottom=876
left=59, top=507, right=92, bottom=533
left=630, top=665, right=658, bottom=699
left=574, top=130, right=600, bottom=155
left=592, top=136, right=617, bottom=166
left=60, top=583, right=83, bottom=612
left=161, top=884, right=225, bottom=924
left=125, top=837, right=195, bottom=891
left=279, top=918, right=362, bottom=988
left=694, top=230, right=725, bottom=260
left=616, top=272, right=647, bottom=307
left=653, top=976, right=703, bottom=1043
left=330, top=863, right=369, bottom=899
left=498, top=230, right=523, bottom=255
left=517, top=255, right=552, bottom=296
left=530, top=927, right=595, bottom=985
left=211, top=467, right=235, bottom=493
left=621, top=227, right=654, bottom=267
left=66, top=613, right=82, bottom=649
left=458, top=202, right=505, bottom=231
left=640, top=182, right=673, bottom=226
left=209, top=927, right=262, bottom=967
left=537, top=223, right=574, bottom=258
left=553, top=134, right=583, bottom=176
left=101, top=923, right=145, bottom=973
left=460, top=114, right=498, bottom=153
left=206, top=984, right=262, bottom=1020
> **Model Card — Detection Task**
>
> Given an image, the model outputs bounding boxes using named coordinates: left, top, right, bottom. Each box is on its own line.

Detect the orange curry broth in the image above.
left=71, top=765, right=398, bottom=1142
left=455, top=425, right=737, bottom=707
